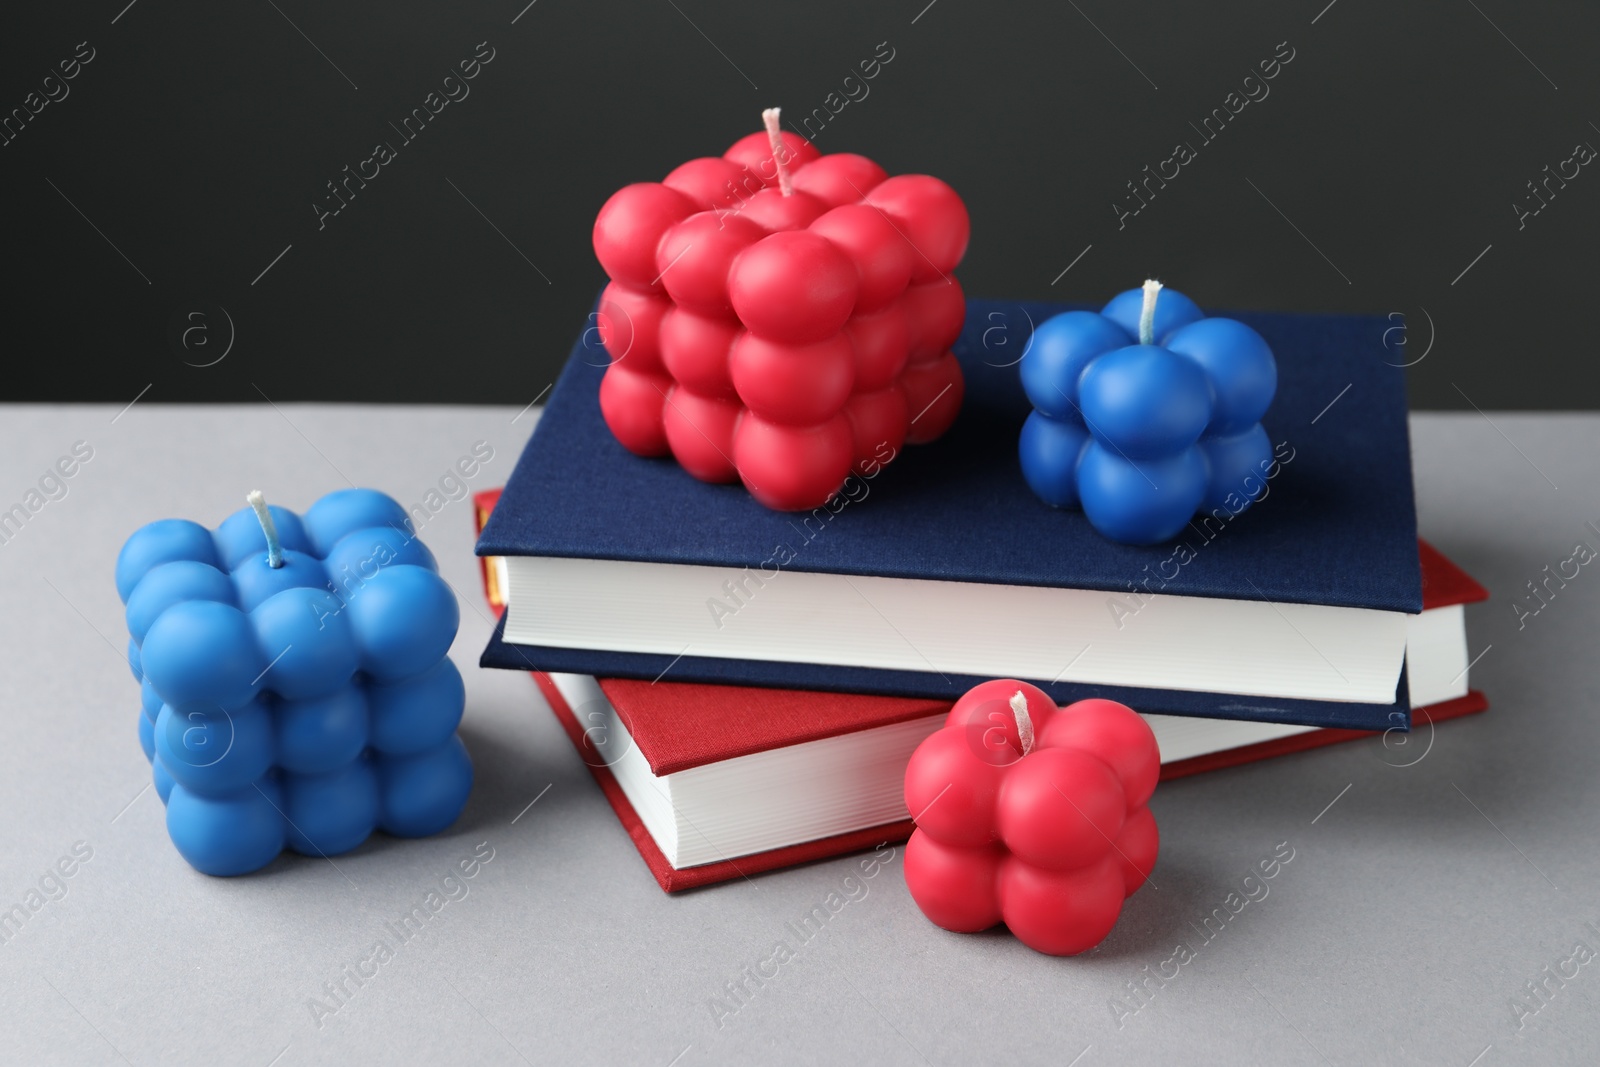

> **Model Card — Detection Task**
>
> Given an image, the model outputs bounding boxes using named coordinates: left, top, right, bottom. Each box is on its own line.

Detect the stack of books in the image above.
left=476, top=298, right=1488, bottom=892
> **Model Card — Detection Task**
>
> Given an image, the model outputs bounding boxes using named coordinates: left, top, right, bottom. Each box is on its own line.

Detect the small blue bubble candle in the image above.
left=117, top=488, right=473, bottom=876
left=1018, top=280, right=1278, bottom=544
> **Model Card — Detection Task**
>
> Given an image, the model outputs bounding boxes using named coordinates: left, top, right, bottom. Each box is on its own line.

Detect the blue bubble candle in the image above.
left=117, top=488, right=473, bottom=876
left=1018, top=280, right=1278, bottom=544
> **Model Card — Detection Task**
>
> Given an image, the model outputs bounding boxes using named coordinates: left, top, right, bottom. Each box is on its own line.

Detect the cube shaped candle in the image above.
left=591, top=108, right=969, bottom=511
left=116, top=489, right=473, bottom=876
left=1018, top=280, right=1279, bottom=545
left=903, top=680, right=1160, bottom=956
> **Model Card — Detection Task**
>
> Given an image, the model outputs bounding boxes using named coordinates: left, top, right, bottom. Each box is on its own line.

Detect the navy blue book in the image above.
left=479, top=297, right=1427, bottom=731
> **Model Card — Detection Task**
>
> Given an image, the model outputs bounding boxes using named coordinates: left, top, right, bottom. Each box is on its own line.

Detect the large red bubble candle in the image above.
left=903, top=680, right=1160, bottom=955
left=591, top=108, right=969, bottom=511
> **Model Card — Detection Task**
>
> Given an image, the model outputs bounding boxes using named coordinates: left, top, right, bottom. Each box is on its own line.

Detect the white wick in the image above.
left=1139, top=278, right=1163, bottom=346
left=1010, top=689, right=1035, bottom=757
left=246, top=490, right=285, bottom=569
left=761, top=107, right=793, bottom=197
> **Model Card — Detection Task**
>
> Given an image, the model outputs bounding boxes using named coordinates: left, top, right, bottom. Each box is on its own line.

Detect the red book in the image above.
left=476, top=489, right=1489, bottom=892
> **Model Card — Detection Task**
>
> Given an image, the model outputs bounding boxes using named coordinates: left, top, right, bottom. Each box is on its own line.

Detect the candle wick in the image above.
left=1138, top=278, right=1163, bottom=346
left=1010, top=689, right=1035, bottom=758
left=247, top=490, right=285, bottom=569
left=761, top=107, right=793, bottom=197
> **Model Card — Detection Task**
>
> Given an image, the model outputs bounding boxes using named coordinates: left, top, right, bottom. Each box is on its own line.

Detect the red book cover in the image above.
left=534, top=673, right=915, bottom=893
left=474, top=488, right=505, bottom=613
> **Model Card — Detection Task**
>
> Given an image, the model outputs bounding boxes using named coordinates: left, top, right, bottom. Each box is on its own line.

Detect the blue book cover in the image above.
left=478, top=297, right=1421, bottom=730
left=479, top=614, right=1413, bottom=731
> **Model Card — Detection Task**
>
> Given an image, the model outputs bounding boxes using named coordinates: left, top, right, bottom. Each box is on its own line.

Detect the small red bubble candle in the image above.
left=591, top=108, right=970, bottom=511
left=903, top=680, right=1161, bottom=956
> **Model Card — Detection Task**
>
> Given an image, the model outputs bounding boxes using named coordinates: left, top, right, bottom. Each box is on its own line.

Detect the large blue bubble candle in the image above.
left=1018, top=280, right=1279, bottom=544
left=116, top=488, right=473, bottom=875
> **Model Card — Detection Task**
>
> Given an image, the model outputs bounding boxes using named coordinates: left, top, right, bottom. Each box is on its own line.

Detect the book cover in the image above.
left=482, top=617, right=1411, bottom=729
left=533, top=672, right=915, bottom=893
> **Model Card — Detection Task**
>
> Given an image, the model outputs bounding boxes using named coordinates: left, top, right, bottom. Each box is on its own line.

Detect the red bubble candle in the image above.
left=591, top=108, right=970, bottom=511
left=903, top=680, right=1160, bottom=956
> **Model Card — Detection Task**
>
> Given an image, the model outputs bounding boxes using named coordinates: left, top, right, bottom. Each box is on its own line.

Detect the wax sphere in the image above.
left=723, top=130, right=820, bottom=186
left=1038, top=698, right=1161, bottom=809
left=1101, top=285, right=1204, bottom=344
left=156, top=698, right=274, bottom=795
left=214, top=505, right=312, bottom=569
left=845, top=304, right=911, bottom=391
left=997, top=853, right=1126, bottom=956
left=1076, top=442, right=1209, bottom=545
left=843, top=386, right=909, bottom=470
left=231, top=548, right=328, bottom=612
left=346, top=566, right=458, bottom=683
left=593, top=182, right=697, bottom=293
left=116, top=519, right=220, bottom=602
left=904, top=833, right=1005, bottom=932
left=125, top=560, right=236, bottom=642
left=153, top=759, right=175, bottom=803
left=809, top=204, right=915, bottom=313
left=283, top=759, right=380, bottom=856
left=324, top=525, right=436, bottom=582
left=945, top=678, right=1058, bottom=761
left=732, top=413, right=853, bottom=511
left=790, top=152, right=889, bottom=206
left=663, top=156, right=748, bottom=210
left=250, top=586, right=361, bottom=699
left=275, top=685, right=369, bottom=774
left=598, top=364, right=671, bottom=457
left=659, top=307, right=740, bottom=397
left=1199, top=423, right=1274, bottom=512
left=1113, top=806, right=1161, bottom=895
left=367, top=659, right=465, bottom=756
left=1078, top=345, right=1214, bottom=459
left=900, top=352, right=964, bottom=444
left=662, top=387, right=743, bottom=483
left=596, top=283, right=671, bottom=372
left=1018, top=311, right=1132, bottom=420
left=901, top=279, right=966, bottom=363
left=729, top=332, right=855, bottom=425
left=656, top=212, right=765, bottom=315
left=740, top=188, right=828, bottom=232
left=998, top=749, right=1125, bottom=870
left=728, top=231, right=859, bottom=343
left=302, top=489, right=411, bottom=554
left=1164, top=317, right=1278, bottom=433
left=866, top=174, right=970, bottom=282
left=141, top=600, right=264, bottom=711
left=1018, top=411, right=1089, bottom=508
left=166, top=782, right=286, bottom=876
left=378, top=736, right=474, bottom=837
left=903, top=727, right=1003, bottom=847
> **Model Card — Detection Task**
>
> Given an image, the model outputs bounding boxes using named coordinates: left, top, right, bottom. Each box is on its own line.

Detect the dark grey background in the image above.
left=2, top=0, right=1594, bottom=408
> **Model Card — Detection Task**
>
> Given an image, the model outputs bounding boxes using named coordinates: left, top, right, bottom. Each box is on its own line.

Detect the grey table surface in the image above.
left=1, top=403, right=1596, bottom=1067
